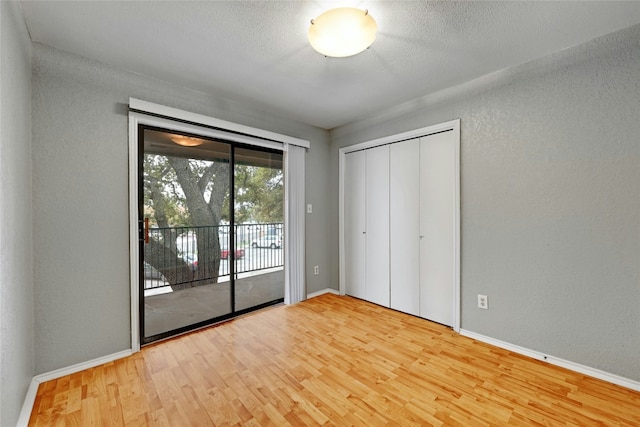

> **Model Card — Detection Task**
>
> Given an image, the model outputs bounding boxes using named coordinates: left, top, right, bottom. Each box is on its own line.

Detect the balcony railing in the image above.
left=144, top=222, right=284, bottom=290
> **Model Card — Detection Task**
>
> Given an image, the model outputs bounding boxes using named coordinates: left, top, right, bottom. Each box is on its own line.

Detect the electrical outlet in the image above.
left=313, top=265, right=319, bottom=275
left=478, top=294, right=488, bottom=310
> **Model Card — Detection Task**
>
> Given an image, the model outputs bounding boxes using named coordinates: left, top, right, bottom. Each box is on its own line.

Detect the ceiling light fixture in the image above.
left=308, top=7, right=377, bottom=58
left=170, top=135, right=204, bottom=147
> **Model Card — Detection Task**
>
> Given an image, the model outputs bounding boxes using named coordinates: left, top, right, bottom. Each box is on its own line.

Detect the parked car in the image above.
left=221, top=245, right=245, bottom=259
left=181, top=253, right=198, bottom=272
left=143, top=262, right=165, bottom=280
left=251, top=235, right=282, bottom=249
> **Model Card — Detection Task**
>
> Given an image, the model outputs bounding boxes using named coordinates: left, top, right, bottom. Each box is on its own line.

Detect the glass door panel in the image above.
left=233, top=146, right=284, bottom=311
left=141, top=128, right=232, bottom=343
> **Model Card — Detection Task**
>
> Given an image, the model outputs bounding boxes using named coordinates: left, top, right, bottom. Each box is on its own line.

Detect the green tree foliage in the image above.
left=233, top=165, right=283, bottom=223
left=143, top=155, right=191, bottom=227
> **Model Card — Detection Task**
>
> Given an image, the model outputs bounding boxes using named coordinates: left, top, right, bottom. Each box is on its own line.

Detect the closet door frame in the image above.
left=338, top=119, right=460, bottom=332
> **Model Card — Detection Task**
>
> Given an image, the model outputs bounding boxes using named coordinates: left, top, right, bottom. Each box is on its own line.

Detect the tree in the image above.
left=233, top=165, right=283, bottom=223
left=144, top=152, right=283, bottom=291
left=144, top=154, right=229, bottom=291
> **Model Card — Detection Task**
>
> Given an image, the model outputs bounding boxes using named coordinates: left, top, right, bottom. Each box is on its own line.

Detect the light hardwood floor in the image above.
left=29, top=293, right=640, bottom=426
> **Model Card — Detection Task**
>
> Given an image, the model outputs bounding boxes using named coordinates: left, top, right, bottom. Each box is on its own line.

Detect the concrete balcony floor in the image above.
left=143, top=268, right=284, bottom=338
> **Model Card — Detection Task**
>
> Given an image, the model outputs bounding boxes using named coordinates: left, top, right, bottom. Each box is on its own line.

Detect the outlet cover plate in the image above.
left=478, top=294, right=488, bottom=310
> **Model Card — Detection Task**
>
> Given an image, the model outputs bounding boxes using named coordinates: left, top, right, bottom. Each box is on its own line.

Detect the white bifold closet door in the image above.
left=389, top=139, right=420, bottom=316
left=344, top=150, right=366, bottom=300
left=419, top=131, right=455, bottom=326
left=364, top=145, right=390, bottom=307
left=344, top=145, right=390, bottom=307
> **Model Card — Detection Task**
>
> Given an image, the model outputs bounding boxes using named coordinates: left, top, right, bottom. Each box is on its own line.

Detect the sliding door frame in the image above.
left=128, top=99, right=309, bottom=351
left=338, top=119, right=461, bottom=332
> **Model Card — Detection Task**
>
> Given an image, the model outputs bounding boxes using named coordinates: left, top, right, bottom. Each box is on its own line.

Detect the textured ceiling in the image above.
left=20, top=1, right=640, bottom=129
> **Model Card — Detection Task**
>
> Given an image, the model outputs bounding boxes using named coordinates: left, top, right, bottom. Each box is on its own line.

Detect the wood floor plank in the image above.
left=29, top=294, right=640, bottom=426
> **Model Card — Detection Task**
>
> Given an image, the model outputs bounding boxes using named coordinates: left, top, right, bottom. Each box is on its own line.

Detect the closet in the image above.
left=342, top=125, right=458, bottom=328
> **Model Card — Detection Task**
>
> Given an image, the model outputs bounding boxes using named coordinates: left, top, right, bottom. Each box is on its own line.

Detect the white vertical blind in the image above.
left=284, top=143, right=306, bottom=304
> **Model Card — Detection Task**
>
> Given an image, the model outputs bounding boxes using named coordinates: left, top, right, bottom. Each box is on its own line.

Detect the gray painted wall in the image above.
left=329, top=25, right=640, bottom=381
left=32, top=43, right=329, bottom=374
left=0, top=2, right=35, bottom=426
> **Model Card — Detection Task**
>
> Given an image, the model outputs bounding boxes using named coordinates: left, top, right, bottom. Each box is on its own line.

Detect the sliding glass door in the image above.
left=139, top=126, right=284, bottom=344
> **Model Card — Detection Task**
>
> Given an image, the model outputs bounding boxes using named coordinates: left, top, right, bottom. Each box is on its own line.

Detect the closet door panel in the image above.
left=365, top=145, right=390, bottom=307
left=419, top=131, right=455, bottom=326
left=344, top=150, right=366, bottom=299
left=390, top=139, right=420, bottom=315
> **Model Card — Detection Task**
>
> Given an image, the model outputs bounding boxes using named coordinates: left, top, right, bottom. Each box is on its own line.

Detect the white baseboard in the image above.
left=460, top=329, right=640, bottom=392
left=33, top=349, right=133, bottom=384
left=17, top=349, right=133, bottom=427
left=16, top=378, right=40, bottom=427
left=307, top=288, right=340, bottom=299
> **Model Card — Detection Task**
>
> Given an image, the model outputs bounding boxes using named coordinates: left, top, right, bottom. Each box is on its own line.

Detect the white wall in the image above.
left=329, top=24, right=640, bottom=382
left=0, top=2, right=34, bottom=426
left=31, top=43, right=329, bottom=374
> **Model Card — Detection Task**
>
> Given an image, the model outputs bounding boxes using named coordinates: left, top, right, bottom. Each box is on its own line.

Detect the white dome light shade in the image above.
left=308, top=8, right=377, bottom=58
left=170, top=135, right=204, bottom=147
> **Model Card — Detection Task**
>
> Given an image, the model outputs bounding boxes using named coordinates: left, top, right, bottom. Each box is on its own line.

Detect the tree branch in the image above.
left=168, top=157, right=211, bottom=225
